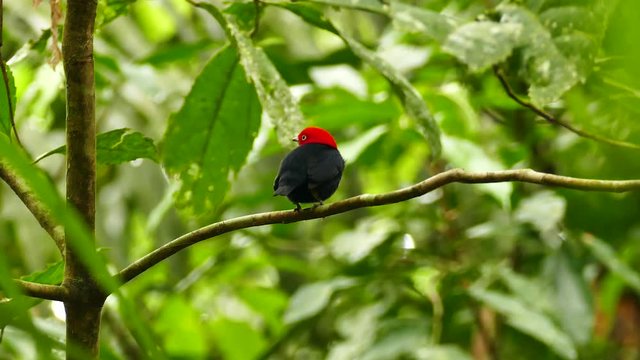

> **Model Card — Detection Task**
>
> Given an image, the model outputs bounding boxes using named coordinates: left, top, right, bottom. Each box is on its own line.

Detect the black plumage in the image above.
left=274, top=143, right=345, bottom=210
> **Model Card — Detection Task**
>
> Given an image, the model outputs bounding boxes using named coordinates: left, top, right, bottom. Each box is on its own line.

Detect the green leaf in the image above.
left=96, top=128, right=158, bottom=164
left=275, top=3, right=339, bottom=34
left=582, top=234, right=640, bottom=295
left=34, top=128, right=158, bottom=165
left=196, top=3, right=304, bottom=145
left=21, top=261, right=64, bottom=285
left=284, top=277, right=356, bottom=324
left=210, top=318, right=267, bottom=360
left=303, top=0, right=386, bottom=13
left=340, top=35, right=441, bottom=158
left=390, top=2, right=460, bottom=43
left=499, top=4, right=579, bottom=106
left=155, top=297, right=207, bottom=358
left=162, top=45, right=261, bottom=216
left=470, top=286, right=577, bottom=360
left=0, top=63, right=16, bottom=138
left=443, top=21, right=524, bottom=71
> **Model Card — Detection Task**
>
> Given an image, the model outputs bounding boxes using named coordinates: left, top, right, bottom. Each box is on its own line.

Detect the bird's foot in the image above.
left=293, top=203, right=302, bottom=212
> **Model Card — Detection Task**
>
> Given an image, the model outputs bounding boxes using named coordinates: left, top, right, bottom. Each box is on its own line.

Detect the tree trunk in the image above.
left=61, top=0, right=101, bottom=358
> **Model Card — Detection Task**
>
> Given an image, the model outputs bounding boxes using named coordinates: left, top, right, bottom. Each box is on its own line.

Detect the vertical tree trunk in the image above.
left=61, top=0, right=102, bottom=358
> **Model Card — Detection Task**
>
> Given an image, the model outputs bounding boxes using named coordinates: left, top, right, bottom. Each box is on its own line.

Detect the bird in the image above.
left=274, top=127, right=345, bottom=211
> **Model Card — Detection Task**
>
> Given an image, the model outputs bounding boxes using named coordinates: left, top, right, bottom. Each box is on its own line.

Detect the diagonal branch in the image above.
left=14, top=279, right=70, bottom=302
left=0, top=162, right=65, bottom=254
left=116, top=168, right=640, bottom=286
left=493, top=66, right=640, bottom=150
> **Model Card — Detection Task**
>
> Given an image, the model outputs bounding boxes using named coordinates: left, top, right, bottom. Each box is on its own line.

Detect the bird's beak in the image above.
left=291, top=137, right=298, bottom=142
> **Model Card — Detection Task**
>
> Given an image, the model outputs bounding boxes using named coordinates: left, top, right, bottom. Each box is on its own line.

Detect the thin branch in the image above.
left=493, top=66, right=640, bottom=150
left=116, top=168, right=640, bottom=286
left=0, top=162, right=65, bottom=254
left=14, top=279, right=70, bottom=302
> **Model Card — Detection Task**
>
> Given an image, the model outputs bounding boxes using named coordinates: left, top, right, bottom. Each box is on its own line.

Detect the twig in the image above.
left=493, top=66, right=640, bottom=150
left=13, top=279, right=70, bottom=302
left=117, top=168, right=640, bottom=286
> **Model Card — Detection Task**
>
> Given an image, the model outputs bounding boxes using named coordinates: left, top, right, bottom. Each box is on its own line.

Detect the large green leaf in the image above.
left=195, top=2, right=304, bottom=145
left=0, top=64, right=16, bottom=139
left=162, top=45, right=261, bottom=216
left=34, top=128, right=158, bottom=165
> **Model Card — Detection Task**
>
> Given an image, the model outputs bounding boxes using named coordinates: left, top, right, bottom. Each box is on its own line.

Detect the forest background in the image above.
left=1, top=0, right=640, bottom=359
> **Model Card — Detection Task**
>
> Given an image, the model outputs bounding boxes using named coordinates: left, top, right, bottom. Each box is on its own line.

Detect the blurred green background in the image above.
left=1, top=0, right=640, bottom=359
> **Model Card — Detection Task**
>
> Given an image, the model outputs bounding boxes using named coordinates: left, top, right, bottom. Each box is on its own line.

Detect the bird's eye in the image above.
left=301, top=135, right=307, bottom=141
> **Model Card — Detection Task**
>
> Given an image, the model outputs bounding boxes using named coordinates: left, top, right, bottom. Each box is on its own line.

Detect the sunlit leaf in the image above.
left=210, top=318, right=267, bottom=360
left=155, top=297, right=207, bottom=358
left=443, top=22, right=523, bottom=71
left=390, top=2, right=459, bottom=42
left=162, top=45, right=261, bottom=216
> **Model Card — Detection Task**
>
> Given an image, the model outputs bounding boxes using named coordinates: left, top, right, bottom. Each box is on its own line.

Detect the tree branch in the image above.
left=116, top=168, right=640, bottom=286
left=14, top=279, right=70, bottom=302
left=493, top=66, right=640, bottom=150
left=0, top=162, right=65, bottom=254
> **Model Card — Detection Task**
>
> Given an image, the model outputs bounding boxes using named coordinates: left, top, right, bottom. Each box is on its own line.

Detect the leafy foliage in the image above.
left=2, top=0, right=640, bottom=359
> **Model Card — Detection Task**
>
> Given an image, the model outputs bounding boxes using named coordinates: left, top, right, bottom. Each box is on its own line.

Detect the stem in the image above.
left=61, top=0, right=102, bottom=358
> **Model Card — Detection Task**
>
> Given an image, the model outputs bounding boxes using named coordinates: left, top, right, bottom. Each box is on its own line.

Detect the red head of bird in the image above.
left=294, top=127, right=338, bottom=149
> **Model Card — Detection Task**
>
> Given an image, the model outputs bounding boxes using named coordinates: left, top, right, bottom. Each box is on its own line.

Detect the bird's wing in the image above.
left=307, top=148, right=345, bottom=190
left=273, top=148, right=307, bottom=196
